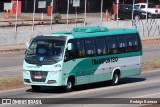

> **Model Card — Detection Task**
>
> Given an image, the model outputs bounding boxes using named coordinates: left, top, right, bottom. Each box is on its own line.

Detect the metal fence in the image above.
left=0, top=0, right=104, bottom=32
left=0, top=0, right=160, bottom=35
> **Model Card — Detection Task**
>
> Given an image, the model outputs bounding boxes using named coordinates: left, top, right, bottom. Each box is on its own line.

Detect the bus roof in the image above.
left=52, top=27, right=139, bottom=39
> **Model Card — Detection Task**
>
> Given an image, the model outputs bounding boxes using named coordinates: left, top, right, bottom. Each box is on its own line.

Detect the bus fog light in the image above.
left=24, top=79, right=31, bottom=83
left=48, top=80, right=57, bottom=84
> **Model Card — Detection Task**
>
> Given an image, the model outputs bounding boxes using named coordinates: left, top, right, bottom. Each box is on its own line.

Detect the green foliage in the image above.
left=54, top=13, right=62, bottom=23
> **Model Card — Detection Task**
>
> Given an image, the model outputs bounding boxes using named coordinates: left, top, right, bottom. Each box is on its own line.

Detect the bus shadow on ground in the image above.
left=119, top=77, right=146, bottom=84
left=26, top=77, right=146, bottom=93
left=74, top=77, right=146, bottom=92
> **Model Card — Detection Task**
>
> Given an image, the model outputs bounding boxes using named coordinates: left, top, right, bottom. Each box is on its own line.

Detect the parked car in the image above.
left=134, top=3, right=160, bottom=18
left=118, top=4, right=152, bottom=20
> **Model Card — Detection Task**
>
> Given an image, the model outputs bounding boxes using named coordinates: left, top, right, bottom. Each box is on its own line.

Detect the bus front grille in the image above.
left=30, top=71, right=48, bottom=82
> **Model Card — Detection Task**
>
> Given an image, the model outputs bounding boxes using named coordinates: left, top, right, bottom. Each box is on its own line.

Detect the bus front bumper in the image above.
left=23, top=70, right=66, bottom=86
left=23, top=78, right=66, bottom=86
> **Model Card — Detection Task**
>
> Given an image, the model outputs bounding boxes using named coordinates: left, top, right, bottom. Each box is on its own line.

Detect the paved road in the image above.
left=0, top=71, right=160, bottom=107
left=0, top=45, right=160, bottom=78
left=143, top=45, right=160, bottom=61
left=0, top=45, right=160, bottom=107
left=0, top=54, right=23, bottom=78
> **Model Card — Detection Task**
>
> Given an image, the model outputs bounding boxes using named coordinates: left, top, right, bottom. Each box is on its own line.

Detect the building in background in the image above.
left=0, top=0, right=160, bottom=13
left=0, top=0, right=56, bottom=13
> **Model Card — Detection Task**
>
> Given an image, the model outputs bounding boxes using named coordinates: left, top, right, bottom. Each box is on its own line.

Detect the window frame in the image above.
left=106, top=36, right=118, bottom=54
left=84, top=38, right=96, bottom=57
left=94, top=37, right=107, bottom=56
left=116, top=35, right=127, bottom=53
left=126, top=33, right=141, bottom=52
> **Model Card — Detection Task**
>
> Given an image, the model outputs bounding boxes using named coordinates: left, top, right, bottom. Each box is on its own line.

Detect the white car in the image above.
left=134, top=3, right=160, bottom=18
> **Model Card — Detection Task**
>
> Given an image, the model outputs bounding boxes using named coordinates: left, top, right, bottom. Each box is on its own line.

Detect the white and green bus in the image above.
left=23, top=27, right=142, bottom=92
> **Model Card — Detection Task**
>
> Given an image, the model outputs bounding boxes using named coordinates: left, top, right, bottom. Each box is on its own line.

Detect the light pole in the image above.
left=15, top=0, right=18, bottom=31
left=84, top=0, right=87, bottom=27
left=32, top=0, right=36, bottom=31
left=116, top=0, right=119, bottom=27
left=51, top=0, right=54, bottom=30
left=66, top=0, right=70, bottom=30
left=146, top=0, right=148, bottom=21
left=132, top=0, right=135, bottom=26
left=100, top=0, right=103, bottom=26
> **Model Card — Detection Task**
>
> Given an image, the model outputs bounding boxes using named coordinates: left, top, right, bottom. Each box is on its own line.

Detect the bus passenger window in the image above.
left=107, top=37, right=117, bottom=54
left=116, top=35, right=127, bottom=53
left=95, top=37, right=106, bottom=55
left=127, top=34, right=139, bottom=52
left=85, top=38, right=96, bottom=57
left=77, top=39, right=85, bottom=57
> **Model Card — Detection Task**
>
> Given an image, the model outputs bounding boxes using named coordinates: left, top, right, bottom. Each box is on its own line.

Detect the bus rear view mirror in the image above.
left=26, top=42, right=30, bottom=49
left=67, top=43, right=73, bottom=51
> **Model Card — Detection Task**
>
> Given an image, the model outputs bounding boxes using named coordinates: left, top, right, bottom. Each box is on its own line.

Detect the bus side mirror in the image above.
left=67, top=43, right=73, bottom=51
left=26, top=42, right=30, bottom=49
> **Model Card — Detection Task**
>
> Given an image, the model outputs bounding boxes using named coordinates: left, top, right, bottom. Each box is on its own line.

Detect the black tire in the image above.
left=65, top=78, right=74, bottom=92
left=111, top=73, right=119, bottom=86
left=31, top=85, right=41, bottom=92
left=134, top=15, right=140, bottom=20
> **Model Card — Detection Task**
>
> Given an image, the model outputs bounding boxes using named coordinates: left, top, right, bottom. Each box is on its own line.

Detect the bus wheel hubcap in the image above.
left=114, top=74, right=118, bottom=83
left=67, top=81, right=72, bottom=89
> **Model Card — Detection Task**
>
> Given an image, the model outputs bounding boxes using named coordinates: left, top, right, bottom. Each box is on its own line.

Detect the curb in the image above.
left=0, top=48, right=25, bottom=53
left=0, top=45, right=25, bottom=53
left=141, top=36, right=160, bottom=41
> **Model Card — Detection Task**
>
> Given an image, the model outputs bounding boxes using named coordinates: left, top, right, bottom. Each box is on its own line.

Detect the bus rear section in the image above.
left=23, top=27, right=142, bottom=92
left=63, top=27, right=142, bottom=89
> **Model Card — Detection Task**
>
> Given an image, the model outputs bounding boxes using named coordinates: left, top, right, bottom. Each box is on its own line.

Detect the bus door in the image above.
left=63, top=39, right=90, bottom=85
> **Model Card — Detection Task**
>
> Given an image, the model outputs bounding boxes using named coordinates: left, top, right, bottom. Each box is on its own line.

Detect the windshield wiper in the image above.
left=46, top=58, right=57, bottom=63
left=26, top=54, right=36, bottom=57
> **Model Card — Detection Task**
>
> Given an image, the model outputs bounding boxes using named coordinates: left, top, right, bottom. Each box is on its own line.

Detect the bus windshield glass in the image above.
left=25, top=36, right=66, bottom=65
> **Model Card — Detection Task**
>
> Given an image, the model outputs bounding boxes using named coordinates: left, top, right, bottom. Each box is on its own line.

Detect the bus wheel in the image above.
left=66, top=78, right=74, bottom=92
left=31, top=85, right=41, bottom=92
left=111, top=73, right=119, bottom=86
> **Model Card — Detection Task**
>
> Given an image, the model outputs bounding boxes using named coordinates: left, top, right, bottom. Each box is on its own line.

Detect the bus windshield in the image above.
left=25, top=36, right=66, bottom=65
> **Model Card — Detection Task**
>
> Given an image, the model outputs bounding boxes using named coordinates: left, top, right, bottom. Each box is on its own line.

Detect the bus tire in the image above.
left=31, top=85, right=41, bottom=92
left=111, top=72, right=120, bottom=86
left=65, top=78, right=75, bottom=92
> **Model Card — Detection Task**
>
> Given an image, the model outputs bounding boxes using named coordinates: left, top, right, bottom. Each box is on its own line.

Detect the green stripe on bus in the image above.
left=67, top=51, right=141, bottom=77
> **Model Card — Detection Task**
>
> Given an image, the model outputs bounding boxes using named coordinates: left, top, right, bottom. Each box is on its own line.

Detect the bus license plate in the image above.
left=34, top=76, right=42, bottom=79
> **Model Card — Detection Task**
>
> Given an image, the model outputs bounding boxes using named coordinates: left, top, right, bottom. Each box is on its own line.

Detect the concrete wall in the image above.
left=0, top=24, right=79, bottom=46
left=97, top=20, right=160, bottom=37
left=0, top=20, right=160, bottom=46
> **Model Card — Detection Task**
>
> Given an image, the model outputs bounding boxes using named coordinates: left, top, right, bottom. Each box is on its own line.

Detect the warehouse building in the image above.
left=0, top=0, right=160, bottom=13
